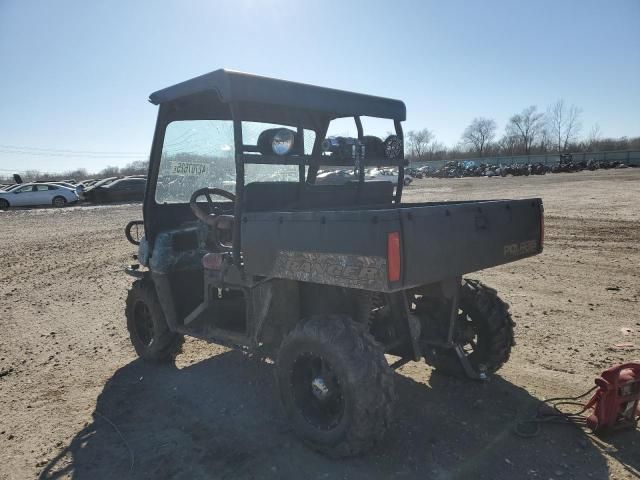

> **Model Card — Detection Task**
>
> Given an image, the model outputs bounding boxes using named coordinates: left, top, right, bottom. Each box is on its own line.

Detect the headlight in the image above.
left=257, top=128, right=296, bottom=156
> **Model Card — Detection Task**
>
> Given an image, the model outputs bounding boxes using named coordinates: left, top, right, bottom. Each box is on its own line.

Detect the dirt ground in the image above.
left=1, top=169, right=639, bottom=480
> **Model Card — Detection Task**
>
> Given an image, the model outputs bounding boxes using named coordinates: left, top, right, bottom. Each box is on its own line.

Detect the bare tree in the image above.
left=405, top=128, right=433, bottom=160
left=23, top=170, right=42, bottom=181
left=586, top=124, right=602, bottom=150
left=99, top=165, right=121, bottom=177
left=461, top=117, right=497, bottom=157
left=498, top=134, right=519, bottom=156
left=427, top=140, right=445, bottom=161
left=120, top=160, right=149, bottom=176
left=547, top=99, right=582, bottom=152
left=505, top=106, right=545, bottom=154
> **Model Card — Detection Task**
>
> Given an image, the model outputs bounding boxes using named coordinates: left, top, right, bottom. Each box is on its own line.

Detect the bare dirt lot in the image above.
left=1, top=169, right=639, bottom=480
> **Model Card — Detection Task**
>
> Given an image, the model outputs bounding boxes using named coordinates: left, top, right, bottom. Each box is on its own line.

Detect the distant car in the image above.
left=80, top=179, right=98, bottom=188
left=365, top=168, right=412, bottom=186
left=44, top=181, right=85, bottom=195
left=84, top=177, right=146, bottom=203
left=81, top=176, right=121, bottom=200
left=405, top=167, right=424, bottom=179
left=315, top=169, right=355, bottom=185
left=0, top=183, right=79, bottom=209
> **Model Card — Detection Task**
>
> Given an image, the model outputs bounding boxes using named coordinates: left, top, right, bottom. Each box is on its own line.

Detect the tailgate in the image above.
left=400, top=198, right=543, bottom=288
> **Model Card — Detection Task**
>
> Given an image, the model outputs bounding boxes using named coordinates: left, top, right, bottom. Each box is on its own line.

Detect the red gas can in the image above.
left=586, top=362, right=640, bottom=432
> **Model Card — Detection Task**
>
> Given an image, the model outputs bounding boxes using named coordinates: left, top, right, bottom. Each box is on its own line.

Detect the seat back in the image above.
left=243, top=181, right=300, bottom=212
left=243, top=181, right=394, bottom=213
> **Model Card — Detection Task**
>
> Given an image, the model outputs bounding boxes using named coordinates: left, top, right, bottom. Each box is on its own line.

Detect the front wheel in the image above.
left=52, top=196, right=67, bottom=208
left=0, top=199, right=9, bottom=209
left=276, top=315, right=396, bottom=457
left=125, top=279, right=183, bottom=361
left=419, top=279, right=515, bottom=377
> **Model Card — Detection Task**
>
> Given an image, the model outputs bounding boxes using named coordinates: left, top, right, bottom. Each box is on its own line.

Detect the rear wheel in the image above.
left=125, top=279, right=183, bottom=361
left=52, top=196, right=67, bottom=208
left=276, top=315, right=395, bottom=457
left=0, top=199, right=9, bottom=209
left=418, top=279, right=515, bottom=377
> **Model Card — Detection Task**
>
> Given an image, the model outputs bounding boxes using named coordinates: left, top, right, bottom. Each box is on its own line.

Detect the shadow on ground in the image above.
left=38, top=352, right=637, bottom=479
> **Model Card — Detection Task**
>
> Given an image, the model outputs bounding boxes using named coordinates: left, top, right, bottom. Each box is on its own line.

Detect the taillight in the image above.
left=387, top=231, right=401, bottom=282
left=202, top=253, right=224, bottom=270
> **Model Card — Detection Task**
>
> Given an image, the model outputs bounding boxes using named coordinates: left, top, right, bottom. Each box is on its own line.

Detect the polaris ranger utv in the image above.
left=124, top=69, right=544, bottom=457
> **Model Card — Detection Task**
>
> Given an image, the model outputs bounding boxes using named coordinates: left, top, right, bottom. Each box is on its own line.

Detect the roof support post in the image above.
left=394, top=119, right=405, bottom=203
left=231, top=106, right=244, bottom=268
left=354, top=116, right=365, bottom=184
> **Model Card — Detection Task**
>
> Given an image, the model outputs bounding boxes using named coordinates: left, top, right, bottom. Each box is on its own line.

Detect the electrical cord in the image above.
left=514, top=386, right=599, bottom=438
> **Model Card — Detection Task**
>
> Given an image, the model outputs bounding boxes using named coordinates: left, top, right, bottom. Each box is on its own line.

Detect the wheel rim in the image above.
left=0, top=200, right=8, bottom=208
left=290, top=354, right=345, bottom=431
left=53, top=197, right=65, bottom=207
left=133, top=300, right=154, bottom=347
left=454, top=308, right=487, bottom=367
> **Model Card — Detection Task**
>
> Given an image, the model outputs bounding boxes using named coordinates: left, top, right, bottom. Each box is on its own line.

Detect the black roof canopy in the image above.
left=149, top=69, right=406, bottom=122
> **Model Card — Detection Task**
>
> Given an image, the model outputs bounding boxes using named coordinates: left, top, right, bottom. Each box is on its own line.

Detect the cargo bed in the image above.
left=242, top=198, right=543, bottom=292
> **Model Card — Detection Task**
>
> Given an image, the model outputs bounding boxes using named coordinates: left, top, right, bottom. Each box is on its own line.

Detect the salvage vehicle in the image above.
left=0, top=182, right=78, bottom=209
left=315, top=169, right=355, bottom=185
left=366, top=167, right=412, bottom=186
left=124, top=69, right=544, bottom=457
left=81, top=176, right=120, bottom=200
left=84, top=176, right=146, bottom=203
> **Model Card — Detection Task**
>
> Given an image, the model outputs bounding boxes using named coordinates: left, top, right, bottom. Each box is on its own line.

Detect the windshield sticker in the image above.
left=170, top=162, right=207, bottom=176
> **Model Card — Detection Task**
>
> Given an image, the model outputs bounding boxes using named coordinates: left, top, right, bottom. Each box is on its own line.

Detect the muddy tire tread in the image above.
left=277, top=314, right=396, bottom=457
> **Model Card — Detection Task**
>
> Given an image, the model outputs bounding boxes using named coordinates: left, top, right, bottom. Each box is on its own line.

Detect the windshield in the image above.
left=155, top=120, right=315, bottom=204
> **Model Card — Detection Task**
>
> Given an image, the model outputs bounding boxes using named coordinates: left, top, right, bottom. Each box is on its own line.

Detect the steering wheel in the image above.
left=189, top=188, right=236, bottom=250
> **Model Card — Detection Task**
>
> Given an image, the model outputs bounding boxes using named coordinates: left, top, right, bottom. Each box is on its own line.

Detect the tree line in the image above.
left=405, top=99, right=640, bottom=162
left=0, top=160, right=149, bottom=183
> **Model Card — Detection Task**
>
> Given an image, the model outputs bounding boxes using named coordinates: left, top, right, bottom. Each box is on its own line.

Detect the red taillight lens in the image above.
left=202, top=253, right=224, bottom=270
left=387, top=231, right=401, bottom=282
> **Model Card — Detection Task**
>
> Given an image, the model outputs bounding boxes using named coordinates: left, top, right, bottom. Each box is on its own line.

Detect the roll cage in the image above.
left=143, top=69, right=407, bottom=263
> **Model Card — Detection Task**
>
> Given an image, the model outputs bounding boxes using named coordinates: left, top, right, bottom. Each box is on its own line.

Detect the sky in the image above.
left=0, top=0, right=638, bottom=174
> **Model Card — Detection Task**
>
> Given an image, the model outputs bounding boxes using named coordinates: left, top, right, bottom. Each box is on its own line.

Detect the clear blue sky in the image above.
left=0, top=0, right=638, bottom=173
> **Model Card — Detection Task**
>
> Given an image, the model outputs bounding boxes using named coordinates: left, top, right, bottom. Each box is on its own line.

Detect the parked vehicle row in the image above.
left=0, top=156, right=630, bottom=210
left=82, top=176, right=146, bottom=203
left=316, top=168, right=413, bottom=186
left=0, top=175, right=146, bottom=209
left=406, top=157, right=632, bottom=179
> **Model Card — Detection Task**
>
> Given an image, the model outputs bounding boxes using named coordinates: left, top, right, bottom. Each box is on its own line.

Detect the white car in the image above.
left=315, top=169, right=355, bottom=185
left=365, top=168, right=413, bottom=186
left=0, top=183, right=79, bottom=209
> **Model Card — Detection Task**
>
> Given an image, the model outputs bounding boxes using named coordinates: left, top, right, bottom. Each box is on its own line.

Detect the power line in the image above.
left=0, top=144, right=147, bottom=157
left=0, top=150, right=147, bottom=158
